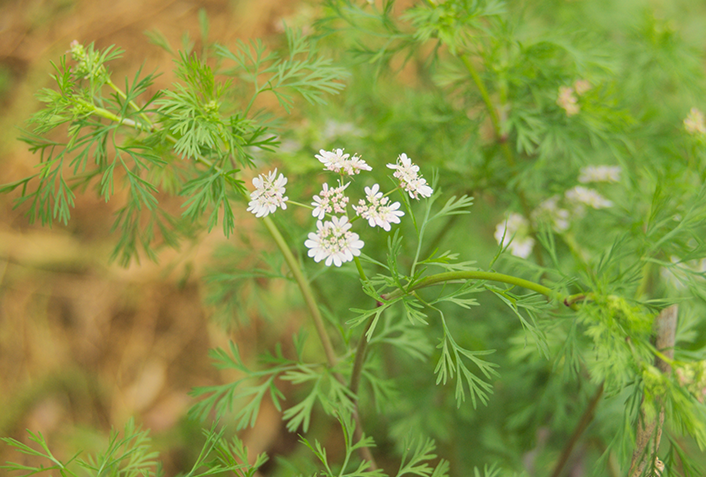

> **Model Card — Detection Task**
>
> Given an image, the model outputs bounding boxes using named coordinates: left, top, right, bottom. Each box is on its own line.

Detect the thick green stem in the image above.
left=381, top=270, right=578, bottom=310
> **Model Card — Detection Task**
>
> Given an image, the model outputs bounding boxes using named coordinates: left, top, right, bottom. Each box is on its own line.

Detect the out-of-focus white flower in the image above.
left=565, top=185, right=612, bottom=209
left=386, top=153, right=433, bottom=199
left=315, top=148, right=372, bottom=175
left=247, top=169, right=288, bottom=218
left=532, top=196, right=570, bottom=232
left=494, top=213, right=535, bottom=259
left=353, top=183, right=404, bottom=231
left=311, top=181, right=350, bottom=220
left=684, top=107, right=706, bottom=135
left=557, top=86, right=580, bottom=116
left=578, top=165, right=622, bottom=184
left=573, top=79, right=591, bottom=95
left=304, top=216, right=364, bottom=267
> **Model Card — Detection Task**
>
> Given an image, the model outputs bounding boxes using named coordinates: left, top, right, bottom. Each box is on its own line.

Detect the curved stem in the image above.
left=382, top=270, right=578, bottom=310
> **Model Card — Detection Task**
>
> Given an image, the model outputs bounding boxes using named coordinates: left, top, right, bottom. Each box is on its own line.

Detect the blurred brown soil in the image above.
left=0, top=0, right=313, bottom=473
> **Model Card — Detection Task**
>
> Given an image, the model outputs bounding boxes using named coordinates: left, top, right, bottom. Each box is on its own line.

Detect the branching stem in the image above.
left=381, top=270, right=579, bottom=310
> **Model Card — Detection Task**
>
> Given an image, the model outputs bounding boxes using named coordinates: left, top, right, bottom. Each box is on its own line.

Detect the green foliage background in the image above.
left=2, top=0, right=706, bottom=476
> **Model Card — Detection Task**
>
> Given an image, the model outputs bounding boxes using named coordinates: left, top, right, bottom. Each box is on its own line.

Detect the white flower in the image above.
left=386, top=153, right=433, bottom=199
left=305, top=216, right=364, bottom=267
left=578, top=165, right=621, bottom=183
left=315, top=148, right=372, bottom=175
left=494, top=213, right=535, bottom=259
left=247, top=169, right=288, bottom=218
left=557, top=86, right=579, bottom=116
left=684, top=107, right=706, bottom=135
left=532, top=196, right=570, bottom=232
left=565, top=185, right=612, bottom=209
left=352, top=183, right=404, bottom=231
left=311, top=182, right=350, bottom=219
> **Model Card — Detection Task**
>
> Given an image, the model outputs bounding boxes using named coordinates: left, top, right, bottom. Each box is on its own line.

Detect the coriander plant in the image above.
left=3, top=1, right=706, bottom=476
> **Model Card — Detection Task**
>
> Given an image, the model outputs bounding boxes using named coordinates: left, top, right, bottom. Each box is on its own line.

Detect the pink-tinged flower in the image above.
left=557, top=86, right=579, bottom=116
left=311, top=181, right=350, bottom=219
left=386, top=153, right=433, bottom=199
left=573, top=79, right=591, bottom=95
left=684, top=108, right=706, bottom=135
left=315, top=148, right=372, bottom=175
left=304, top=216, right=364, bottom=267
left=352, top=183, right=404, bottom=231
left=246, top=169, right=288, bottom=218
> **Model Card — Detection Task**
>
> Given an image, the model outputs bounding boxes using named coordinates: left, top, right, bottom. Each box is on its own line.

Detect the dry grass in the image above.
left=0, top=0, right=313, bottom=473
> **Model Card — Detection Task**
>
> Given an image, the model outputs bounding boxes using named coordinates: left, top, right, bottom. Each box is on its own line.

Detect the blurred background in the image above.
left=0, top=0, right=311, bottom=473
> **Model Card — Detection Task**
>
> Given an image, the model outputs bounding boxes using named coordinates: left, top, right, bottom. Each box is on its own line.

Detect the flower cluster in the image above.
left=68, top=40, right=107, bottom=81
left=496, top=164, right=618, bottom=258
left=565, top=185, right=613, bottom=209
left=247, top=148, right=433, bottom=266
left=315, top=148, right=372, bottom=175
left=676, top=360, right=706, bottom=403
left=246, top=169, right=288, bottom=218
left=352, top=184, right=404, bottom=232
left=387, top=153, right=433, bottom=199
left=305, top=216, right=364, bottom=267
left=311, top=182, right=350, bottom=220
left=684, top=107, right=706, bottom=135
left=531, top=196, right=570, bottom=233
left=494, top=213, right=535, bottom=259
left=578, top=165, right=621, bottom=183
left=556, top=79, right=591, bottom=117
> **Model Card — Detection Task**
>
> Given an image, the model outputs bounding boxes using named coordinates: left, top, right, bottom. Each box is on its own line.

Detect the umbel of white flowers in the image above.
left=247, top=149, right=433, bottom=267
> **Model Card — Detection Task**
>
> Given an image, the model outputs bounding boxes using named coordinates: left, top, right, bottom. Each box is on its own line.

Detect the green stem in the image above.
left=93, top=80, right=378, bottom=468
left=261, top=215, right=339, bottom=370
left=382, top=270, right=579, bottom=310
left=107, top=79, right=155, bottom=129
left=86, top=88, right=343, bottom=369
left=459, top=53, right=544, bottom=267
left=77, top=99, right=150, bottom=132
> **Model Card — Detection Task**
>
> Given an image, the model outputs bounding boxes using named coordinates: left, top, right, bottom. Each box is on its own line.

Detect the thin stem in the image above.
left=76, top=98, right=151, bottom=132
left=90, top=83, right=344, bottom=373
left=549, top=382, right=604, bottom=477
left=381, top=270, right=579, bottom=310
left=106, top=79, right=155, bottom=129
left=260, top=215, right=339, bottom=370
left=458, top=53, right=544, bottom=267
left=96, top=79, right=379, bottom=469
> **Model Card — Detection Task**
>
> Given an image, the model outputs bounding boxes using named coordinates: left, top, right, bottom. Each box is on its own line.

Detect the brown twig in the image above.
left=549, top=382, right=604, bottom=477
left=628, top=305, right=678, bottom=477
